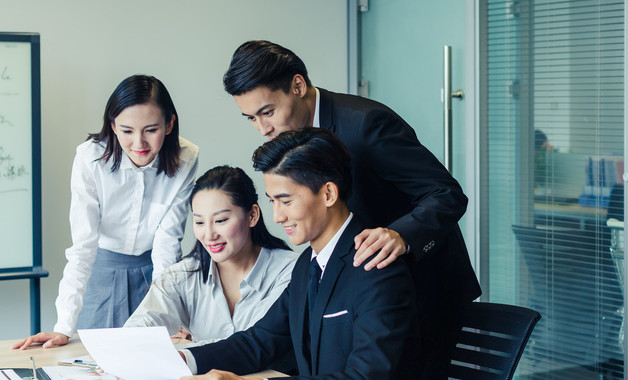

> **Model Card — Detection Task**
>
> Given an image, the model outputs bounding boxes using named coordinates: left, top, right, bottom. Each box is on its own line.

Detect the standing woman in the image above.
left=13, top=75, right=199, bottom=349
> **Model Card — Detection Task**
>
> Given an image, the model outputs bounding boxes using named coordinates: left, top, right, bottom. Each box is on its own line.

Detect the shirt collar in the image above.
left=120, top=150, right=160, bottom=171
left=312, top=87, right=321, bottom=128
left=311, top=213, right=353, bottom=275
left=241, top=247, right=271, bottom=292
left=207, top=247, right=272, bottom=292
left=207, top=258, right=219, bottom=286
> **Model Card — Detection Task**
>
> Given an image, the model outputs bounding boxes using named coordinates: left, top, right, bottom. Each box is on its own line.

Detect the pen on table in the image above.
left=73, top=359, right=99, bottom=368
left=30, top=356, right=38, bottom=380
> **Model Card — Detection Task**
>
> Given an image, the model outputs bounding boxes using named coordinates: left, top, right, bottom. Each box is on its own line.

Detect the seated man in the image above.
left=180, top=128, right=417, bottom=379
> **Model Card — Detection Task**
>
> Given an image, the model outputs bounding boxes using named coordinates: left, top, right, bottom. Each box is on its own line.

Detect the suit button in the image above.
left=423, top=240, right=435, bottom=253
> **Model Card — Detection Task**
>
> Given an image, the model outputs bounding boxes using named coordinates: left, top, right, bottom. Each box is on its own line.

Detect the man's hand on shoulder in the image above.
left=353, top=227, right=407, bottom=270
left=179, top=369, right=258, bottom=380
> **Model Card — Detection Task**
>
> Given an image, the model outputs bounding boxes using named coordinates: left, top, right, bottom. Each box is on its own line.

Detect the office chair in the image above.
left=447, top=302, right=541, bottom=380
left=512, top=225, right=623, bottom=372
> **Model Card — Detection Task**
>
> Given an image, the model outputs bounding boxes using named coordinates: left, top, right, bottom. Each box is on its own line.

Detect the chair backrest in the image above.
left=448, top=302, right=541, bottom=380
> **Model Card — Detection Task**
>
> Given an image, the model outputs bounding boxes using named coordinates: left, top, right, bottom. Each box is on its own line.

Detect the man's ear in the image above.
left=292, top=74, right=308, bottom=98
left=321, top=182, right=340, bottom=208
left=249, top=204, right=261, bottom=228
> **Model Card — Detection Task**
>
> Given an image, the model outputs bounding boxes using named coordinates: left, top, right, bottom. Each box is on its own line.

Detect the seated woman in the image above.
left=124, top=165, right=298, bottom=345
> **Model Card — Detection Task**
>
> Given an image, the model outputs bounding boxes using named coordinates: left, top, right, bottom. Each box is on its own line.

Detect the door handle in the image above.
left=443, top=45, right=464, bottom=172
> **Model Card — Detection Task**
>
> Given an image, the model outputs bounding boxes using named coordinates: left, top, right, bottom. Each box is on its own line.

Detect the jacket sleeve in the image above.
left=356, top=108, right=468, bottom=258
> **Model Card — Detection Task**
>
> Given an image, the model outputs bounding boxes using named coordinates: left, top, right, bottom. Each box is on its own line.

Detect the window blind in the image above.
left=482, top=0, right=625, bottom=378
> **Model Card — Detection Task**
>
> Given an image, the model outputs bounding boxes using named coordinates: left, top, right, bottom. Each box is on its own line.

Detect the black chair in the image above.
left=448, top=302, right=541, bottom=380
left=512, top=225, right=623, bottom=372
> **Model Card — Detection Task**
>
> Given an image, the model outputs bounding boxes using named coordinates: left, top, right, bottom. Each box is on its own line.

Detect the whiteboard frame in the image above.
left=0, top=32, right=42, bottom=274
left=0, top=32, right=45, bottom=334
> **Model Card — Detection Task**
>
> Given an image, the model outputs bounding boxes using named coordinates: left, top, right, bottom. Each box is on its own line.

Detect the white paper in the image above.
left=42, top=365, right=116, bottom=380
left=0, top=369, right=22, bottom=380
left=78, top=326, right=192, bottom=380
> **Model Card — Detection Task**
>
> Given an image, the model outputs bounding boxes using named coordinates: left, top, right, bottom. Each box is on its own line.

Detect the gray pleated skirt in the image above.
left=76, top=248, right=153, bottom=329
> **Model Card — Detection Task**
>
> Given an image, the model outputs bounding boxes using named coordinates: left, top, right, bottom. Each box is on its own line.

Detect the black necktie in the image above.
left=308, top=257, right=322, bottom=319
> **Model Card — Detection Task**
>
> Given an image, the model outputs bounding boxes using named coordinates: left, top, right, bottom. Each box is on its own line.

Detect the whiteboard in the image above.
left=0, top=33, right=41, bottom=270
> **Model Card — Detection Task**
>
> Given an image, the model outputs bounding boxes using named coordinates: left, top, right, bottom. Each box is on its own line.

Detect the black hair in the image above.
left=187, top=165, right=290, bottom=283
left=534, top=129, right=548, bottom=151
left=252, top=127, right=352, bottom=201
left=223, top=40, right=312, bottom=96
left=88, top=74, right=181, bottom=176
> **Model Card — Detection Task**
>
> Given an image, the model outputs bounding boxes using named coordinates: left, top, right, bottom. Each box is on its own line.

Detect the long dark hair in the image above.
left=188, top=166, right=290, bottom=283
left=88, top=74, right=181, bottom=176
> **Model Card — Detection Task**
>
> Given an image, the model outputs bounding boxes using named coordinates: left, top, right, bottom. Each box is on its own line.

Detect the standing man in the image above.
left=222, top=40, right=482, bottom=378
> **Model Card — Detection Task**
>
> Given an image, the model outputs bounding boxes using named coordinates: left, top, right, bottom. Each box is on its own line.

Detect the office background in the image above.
left=0, top=0, right=347, bottom=340
left=2, top=1, right=626, bottom=379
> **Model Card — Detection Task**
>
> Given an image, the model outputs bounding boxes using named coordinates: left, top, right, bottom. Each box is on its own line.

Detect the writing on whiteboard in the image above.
left=0, top=113, right=14, bottom=127
left=0, top=146, right=28, bottom=180
left=1, top=66, right=11, bottom=80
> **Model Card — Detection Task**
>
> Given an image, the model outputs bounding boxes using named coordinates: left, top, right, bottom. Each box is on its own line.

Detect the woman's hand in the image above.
left=11, top=332, right=70, bottom=350
left=171, top=327, right=192, bottom=340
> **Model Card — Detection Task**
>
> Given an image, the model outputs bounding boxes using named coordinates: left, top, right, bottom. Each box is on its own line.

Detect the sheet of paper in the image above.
left=0, top=369, right=22, bottom=380
left=42, top=365, right=115, bottom=380
left=78, top=326, right=192, bottom=380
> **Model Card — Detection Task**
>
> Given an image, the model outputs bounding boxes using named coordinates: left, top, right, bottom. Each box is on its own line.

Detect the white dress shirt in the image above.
left=311, top=213, right=353, bottom=278
left=125, top=247, right=299, bottom=345
left=53, top=137, right=199, bottom=337
left=312, top=87, right=321, bottom=128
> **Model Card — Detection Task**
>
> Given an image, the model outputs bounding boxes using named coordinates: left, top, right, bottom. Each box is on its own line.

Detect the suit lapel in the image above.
left=309, top=218, right=363, bottom=374
left=290, top=247, right=313, bottom=374
left=318, top=88, right=336, bottom=133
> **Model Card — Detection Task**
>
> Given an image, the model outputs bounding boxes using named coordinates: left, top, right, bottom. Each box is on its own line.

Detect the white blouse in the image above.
left=53, top=137, right=199, bottom=337
left=124, top=247, right=299, bottom=345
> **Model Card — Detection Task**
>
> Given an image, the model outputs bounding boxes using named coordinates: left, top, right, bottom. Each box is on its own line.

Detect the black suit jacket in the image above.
left=318, top=88, right=481, bottom=315
left=188, top=217, right=417, bottom=379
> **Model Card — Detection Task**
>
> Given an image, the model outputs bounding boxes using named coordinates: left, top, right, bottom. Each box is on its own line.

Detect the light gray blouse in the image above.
left=124, top=247, right=298, bottom=345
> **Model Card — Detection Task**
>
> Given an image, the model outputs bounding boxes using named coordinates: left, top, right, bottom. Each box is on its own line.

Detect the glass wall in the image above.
left=482, top=0, right=625, bottom=378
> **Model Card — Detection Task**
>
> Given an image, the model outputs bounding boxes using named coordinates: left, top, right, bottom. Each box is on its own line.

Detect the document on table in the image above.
left=78, top=326, right=192, bottom=380
left=42, top=365, right=116, bottom=380
left=0, top=369, right=22, bottom=380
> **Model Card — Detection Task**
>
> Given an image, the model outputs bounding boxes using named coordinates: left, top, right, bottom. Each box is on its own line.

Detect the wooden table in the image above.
left=1, top=337, right=286, bottom=378
left=1, top=337, right=88, bottom=368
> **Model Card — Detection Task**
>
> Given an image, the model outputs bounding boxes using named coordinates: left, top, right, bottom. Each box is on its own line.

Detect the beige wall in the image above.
left=0, top=0, right=347, bottom=339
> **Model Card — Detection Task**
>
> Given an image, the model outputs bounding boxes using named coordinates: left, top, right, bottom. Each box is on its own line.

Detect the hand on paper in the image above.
left=11, top=332, right=70, bottom=350
left=180, top=369, right=258, bottom=380
left=353, top=227, right=407, bottom=270
left=172, top=327, right=192, bottom=340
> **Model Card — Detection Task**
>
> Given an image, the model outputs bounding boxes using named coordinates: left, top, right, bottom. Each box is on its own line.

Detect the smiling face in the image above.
left=264, top=173, right=339, bottom=252
left=191, top=189, right=259, bottom=265
left=111, top=102, right=173, bottom=167
left=233, top=75, right=312, bottom=140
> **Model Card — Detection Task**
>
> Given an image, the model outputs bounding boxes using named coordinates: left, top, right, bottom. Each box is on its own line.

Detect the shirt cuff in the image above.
left=53, top=324, right=74, bottom=339
left=180, top=349, right=198, bottom=375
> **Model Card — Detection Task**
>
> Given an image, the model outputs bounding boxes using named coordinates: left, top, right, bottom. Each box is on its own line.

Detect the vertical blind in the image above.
left=482, top=0, right=625, bottom=378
